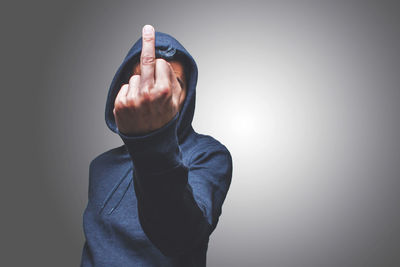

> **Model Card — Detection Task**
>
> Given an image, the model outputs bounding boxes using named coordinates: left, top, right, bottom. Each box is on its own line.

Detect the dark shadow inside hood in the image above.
left=105, top=31, right=198, bottom=142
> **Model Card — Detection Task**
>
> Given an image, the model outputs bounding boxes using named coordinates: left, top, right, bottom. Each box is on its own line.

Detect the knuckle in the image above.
left=141, top=55, right=155, bottom=65
left=141, top=83, right=153, bottom=92
left=125, top=95, right=135, bottom=106
left=156, top=58, right=167, bottom=64
left=160, top=86, right=172, bottom=97
left=129, top=75, right=140, bottom=84
left=114, top=101, right=124, bottom=111
left=143, top=35, right=154, bottom=42
left=155, top=82, right=172, bottom=96
left=118, top=84, right=128, bottom=94
left=140, top=91, right=151, bottom=103
left=114, top=94, right=121, bottom=104
left=149, top=93, right=157, bottom=102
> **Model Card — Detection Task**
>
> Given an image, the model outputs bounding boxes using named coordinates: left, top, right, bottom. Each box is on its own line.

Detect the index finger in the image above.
left=140, top=24, right=155, bottom=88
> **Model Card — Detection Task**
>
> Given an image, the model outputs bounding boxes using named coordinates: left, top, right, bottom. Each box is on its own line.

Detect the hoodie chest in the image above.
left=86, top=159, right=136, bottom=214
left=83, top=163, right=153, bottom=244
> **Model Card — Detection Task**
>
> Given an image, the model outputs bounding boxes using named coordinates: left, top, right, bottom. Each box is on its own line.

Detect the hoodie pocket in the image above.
left=98, top=167, right=133, bottom=215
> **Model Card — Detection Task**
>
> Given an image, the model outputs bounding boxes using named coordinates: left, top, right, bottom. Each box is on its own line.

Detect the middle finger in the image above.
left=140, top=24, right=155, bottom=90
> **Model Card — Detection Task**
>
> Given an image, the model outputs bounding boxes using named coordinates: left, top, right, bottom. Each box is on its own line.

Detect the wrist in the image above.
left=118, top=112, right=181, bottom=174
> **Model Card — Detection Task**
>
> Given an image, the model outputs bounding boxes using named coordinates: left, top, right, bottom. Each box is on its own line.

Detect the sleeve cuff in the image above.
left=117, top=112, right=182, bottom=175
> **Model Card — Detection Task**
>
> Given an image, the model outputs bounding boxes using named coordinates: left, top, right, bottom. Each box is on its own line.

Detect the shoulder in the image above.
left=192, top=132, right=230, bottom=153
left=89, top=145, right=129, bottom=171
left=189, top=132, right=232, bottom=167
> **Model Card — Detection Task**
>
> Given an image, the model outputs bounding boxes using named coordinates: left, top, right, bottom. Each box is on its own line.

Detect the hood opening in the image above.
left=105, top=31, right=198, bottom=142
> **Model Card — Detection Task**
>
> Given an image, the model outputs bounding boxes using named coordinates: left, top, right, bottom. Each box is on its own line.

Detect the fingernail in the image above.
left=143, top=25, right=153, bottom=34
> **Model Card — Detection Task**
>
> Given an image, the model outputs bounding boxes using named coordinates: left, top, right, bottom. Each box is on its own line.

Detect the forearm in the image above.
left=118, top=114, right=209, bottom=256
left=133, top=164, right=210, bottom=257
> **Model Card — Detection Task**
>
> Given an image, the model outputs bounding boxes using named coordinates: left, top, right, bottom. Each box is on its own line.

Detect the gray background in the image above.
left=2, top=0, right=400, bottom=266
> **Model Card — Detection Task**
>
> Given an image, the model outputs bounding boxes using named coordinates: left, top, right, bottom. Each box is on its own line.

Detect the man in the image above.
left=80, top=24, right=233, bottom=266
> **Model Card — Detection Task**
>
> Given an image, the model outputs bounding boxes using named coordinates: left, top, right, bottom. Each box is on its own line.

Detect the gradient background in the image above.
left=2, top=0, right=400, bottom=266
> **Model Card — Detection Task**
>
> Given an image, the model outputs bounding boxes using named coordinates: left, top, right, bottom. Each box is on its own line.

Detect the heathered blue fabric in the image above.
left=80, top=31, right=233, bottom=267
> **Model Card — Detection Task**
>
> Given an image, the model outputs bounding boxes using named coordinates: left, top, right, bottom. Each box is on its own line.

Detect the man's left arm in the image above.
left=118, top=113, right=232, bottom=257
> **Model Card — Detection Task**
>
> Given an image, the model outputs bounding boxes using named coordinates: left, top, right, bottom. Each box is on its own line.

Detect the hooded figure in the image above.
left=80, top=28, right=233, bottom=266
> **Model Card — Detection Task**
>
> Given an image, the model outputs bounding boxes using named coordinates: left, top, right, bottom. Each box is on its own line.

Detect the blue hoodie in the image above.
left=80, top=31, right=233, bottom=266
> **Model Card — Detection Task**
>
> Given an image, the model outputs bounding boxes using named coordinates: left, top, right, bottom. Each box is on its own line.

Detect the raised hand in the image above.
left=113, top=24, right=183, bottom=136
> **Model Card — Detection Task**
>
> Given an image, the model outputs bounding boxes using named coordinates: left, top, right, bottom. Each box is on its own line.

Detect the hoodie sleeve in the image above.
left=117, top=112, right=233, bottom=257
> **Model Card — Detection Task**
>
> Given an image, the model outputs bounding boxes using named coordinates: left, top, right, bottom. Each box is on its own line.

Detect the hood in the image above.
left=105, top=31, right=198, bottom=141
